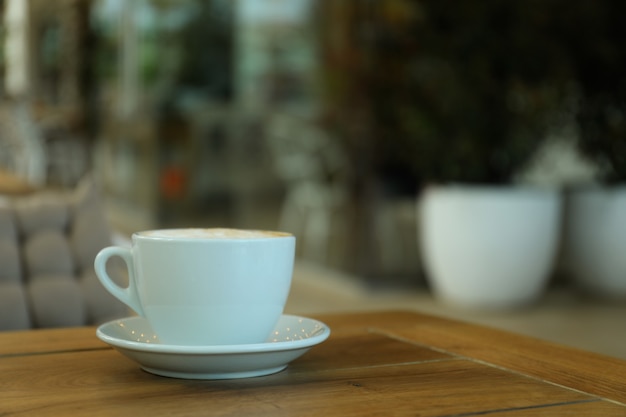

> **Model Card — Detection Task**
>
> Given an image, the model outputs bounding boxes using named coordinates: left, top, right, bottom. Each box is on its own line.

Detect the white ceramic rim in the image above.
left=96, top=315, right=330, bottom=354
left=132, top=228, right=294, bottom=242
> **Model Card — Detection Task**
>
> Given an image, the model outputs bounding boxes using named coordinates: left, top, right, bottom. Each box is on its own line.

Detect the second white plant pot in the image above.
left=419, top=186, right=562, bottom=309
left=561, top=186, right=626, bottom=298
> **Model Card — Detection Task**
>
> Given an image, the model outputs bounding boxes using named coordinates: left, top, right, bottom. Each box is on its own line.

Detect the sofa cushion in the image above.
left=14, top=191, right=70, bottom=236
left=23, top=230, right=75, bottom=277
left=28, top=276, right=86, bottom=328
left=0, top=238, right=21, bottom=283
left=0, top=283, right=31, bottom=329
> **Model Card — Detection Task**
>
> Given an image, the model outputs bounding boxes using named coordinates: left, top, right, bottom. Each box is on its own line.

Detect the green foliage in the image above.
left=321, top=0, right=626, bottom=185
left=372, top=0, right=575, bottom=184
left=561, top=1, right=626, bottom=182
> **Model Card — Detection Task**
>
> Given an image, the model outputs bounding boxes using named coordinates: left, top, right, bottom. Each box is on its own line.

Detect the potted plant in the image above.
left=557, top=1, right=626, bottom=297
left=315, top=0, right=571, bottom=303
left=562, top=183, right=626, bottom=298
left=395, top=1, right=573, bottom=308
left=561, top=104, right=626, bottom=298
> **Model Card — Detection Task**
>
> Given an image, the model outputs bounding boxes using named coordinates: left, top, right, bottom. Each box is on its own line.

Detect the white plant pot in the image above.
left=419, top=186, right=561, bottom=309
left=562, top=186, right=626, bottom=297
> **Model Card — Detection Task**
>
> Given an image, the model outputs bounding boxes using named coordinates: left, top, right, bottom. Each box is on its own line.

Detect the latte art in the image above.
left=139, top=228, right=290, bottom=239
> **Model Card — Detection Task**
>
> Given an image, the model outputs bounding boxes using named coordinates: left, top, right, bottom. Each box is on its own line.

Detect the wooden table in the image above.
left=2, top=310, right=626, bottom=416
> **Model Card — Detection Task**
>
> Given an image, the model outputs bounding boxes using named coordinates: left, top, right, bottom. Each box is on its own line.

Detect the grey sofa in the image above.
left=0, top=177, right=128, bottom=330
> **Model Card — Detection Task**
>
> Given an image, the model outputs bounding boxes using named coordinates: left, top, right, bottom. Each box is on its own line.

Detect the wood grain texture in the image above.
left=0, top=326, right=107, bottom=356
left=0, top=349, right=598, bottom=417
left=348, top=311, right=626, bottom=404
left=1, top=310, right=625, bottom=416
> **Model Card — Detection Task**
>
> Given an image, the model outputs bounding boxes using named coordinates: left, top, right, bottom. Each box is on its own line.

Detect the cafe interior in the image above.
left=1, top=0, right=626, bottom=361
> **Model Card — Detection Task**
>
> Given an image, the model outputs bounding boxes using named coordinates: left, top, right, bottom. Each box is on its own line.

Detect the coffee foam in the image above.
left=139, top=228, right=290, bottom=239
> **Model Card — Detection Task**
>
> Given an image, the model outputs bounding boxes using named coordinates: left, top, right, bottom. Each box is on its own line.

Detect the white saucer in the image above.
left=96, top=314, right=330, bottom=380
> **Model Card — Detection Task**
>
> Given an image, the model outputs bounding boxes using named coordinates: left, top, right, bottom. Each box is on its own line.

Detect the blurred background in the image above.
left=2, top=0, right=626, bottom=356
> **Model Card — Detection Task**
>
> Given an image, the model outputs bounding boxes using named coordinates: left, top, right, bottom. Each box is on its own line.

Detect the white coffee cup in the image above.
left=94, top=228, right=295, bottom=346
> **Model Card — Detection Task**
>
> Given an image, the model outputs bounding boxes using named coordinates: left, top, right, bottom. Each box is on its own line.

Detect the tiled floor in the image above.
left=286, top=261, right=626, bottom=360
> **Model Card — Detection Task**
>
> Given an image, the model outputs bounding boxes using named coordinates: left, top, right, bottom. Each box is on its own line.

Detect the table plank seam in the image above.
left=367, top=327, right=626, bottom=408
left=0, top=346, right=110, bottom=359
left=448, top=355, right=626, bottom=408
left=437, top=398, right=603, bottom=417
left=295, top=357, right=461, bottom=375
left=367, top=327, right=486, bottom=362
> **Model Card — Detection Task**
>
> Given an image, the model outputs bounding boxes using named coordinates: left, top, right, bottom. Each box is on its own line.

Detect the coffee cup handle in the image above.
left=94, top=246, right=145, bottom=317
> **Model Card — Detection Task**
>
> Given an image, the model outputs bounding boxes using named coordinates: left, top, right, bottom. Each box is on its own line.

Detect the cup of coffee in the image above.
left=94, top=228, right=295, bottom=346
